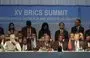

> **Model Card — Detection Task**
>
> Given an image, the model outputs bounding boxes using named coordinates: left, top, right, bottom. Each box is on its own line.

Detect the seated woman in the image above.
left=7, top=23, right=17, bottom=36
left=37, top=33, right=54, bottom=52
left=38, top=22, right=51, bottom=39
left=3, top=34, right=21, bottom=52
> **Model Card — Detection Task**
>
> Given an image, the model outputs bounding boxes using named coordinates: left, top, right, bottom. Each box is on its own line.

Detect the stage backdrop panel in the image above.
left=0, top=5, right=90, bottom=39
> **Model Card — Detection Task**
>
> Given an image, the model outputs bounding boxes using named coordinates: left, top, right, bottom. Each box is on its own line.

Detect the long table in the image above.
left=0, top=52, right=90, bottom=58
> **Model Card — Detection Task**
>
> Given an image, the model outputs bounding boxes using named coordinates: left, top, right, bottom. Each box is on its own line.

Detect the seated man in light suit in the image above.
left=4, top=34, right=21, bottom=52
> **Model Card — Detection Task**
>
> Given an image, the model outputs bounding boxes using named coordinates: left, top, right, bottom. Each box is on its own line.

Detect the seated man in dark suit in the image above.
left=84, top=36, right=90, bottom=51
left=55, top=22, right=68, bottom=41
left=85, top=29, right=90, bottom=38
left=53, top=34, right=68, bottom=52
left=84, top=29, right=90, bottom=51
left=71, top=19, right=84, bottom=34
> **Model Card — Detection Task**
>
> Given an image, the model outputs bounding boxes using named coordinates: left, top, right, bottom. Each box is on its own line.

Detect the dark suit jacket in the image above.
left=21, top=38, right=37, bottom=51
left=38, top=30, right=51, bottom=39
left=83, top=41, right=90, bottom=51
left=55, top=30, right=68, bottom=41
left=20, top=42, right=32, bottom=51
left=85, top=29, right=90, bottom=37
left=21, top=26, right=37, bottom=51
left=71, top=26, right=84, bottom=33
left=21, top=26, right=36, bottom=37
left=52, top=41, right=68, bottom=51
left=36, top=40, right=54, bottom=50
left=0, top=27, right=4, bottom=36
left=79, top=40, right=87, bottom=50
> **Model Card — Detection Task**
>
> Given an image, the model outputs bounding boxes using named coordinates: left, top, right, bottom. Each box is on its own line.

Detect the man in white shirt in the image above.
left=3, top=34, right=21, bottom=52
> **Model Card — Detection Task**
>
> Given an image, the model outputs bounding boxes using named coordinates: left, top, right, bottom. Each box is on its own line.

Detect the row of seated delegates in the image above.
left=0, top=32, right=90, bottom=52
left=0, top=18, right=86, bottom=37
left=0, top=23, right=21, bottom=52
left=0, top=18, right=86, bottom=38
left=0, top=32, right=37, bottom=52
left=0, top=21, right=37, bottom=52
left=37, top=22, right=68, bottom=51
left=0, top=19, right=90, bottom=52
left=37, top=32, right=87, bottom=52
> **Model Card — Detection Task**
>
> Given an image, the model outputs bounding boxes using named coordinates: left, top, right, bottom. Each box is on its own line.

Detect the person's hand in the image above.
left=50, top=39, right=53, bottom=42
left=11, top=39, right=17, bottom=45
left=39, top=37, right=44, bottom=41
left=47, top=48, right=53, bottom=51
left=86, top=36, right=90, bottom=41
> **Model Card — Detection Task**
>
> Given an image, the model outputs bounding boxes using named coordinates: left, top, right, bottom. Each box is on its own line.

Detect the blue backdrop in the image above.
left=0, top=5, right=90, bottom=39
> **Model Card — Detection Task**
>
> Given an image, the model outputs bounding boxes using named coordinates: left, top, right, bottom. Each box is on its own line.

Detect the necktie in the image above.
left=68, top=40, right=72, bottom=50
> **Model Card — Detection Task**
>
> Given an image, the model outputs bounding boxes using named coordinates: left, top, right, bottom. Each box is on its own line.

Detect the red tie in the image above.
left=68, top=40, right=72, bottom=50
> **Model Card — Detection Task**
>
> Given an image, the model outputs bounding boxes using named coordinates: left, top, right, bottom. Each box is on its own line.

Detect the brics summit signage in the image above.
left=0, top=5, right=78, bottom=17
